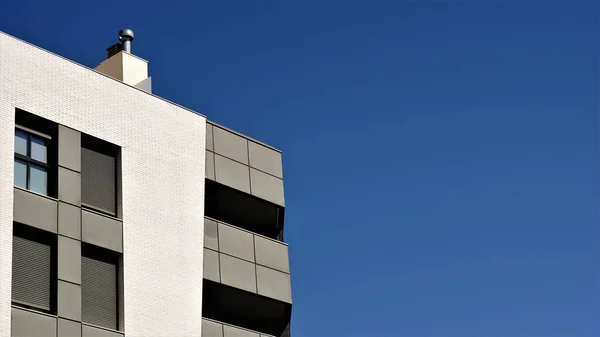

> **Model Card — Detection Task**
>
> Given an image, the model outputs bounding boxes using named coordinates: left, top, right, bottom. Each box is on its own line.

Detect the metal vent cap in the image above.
left=118, top=29, right=134, bottom=42
left=118, top=29, right=134, bottom=53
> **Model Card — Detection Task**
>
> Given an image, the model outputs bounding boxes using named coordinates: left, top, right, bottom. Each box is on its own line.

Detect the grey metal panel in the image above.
left=203, top=248, right=220, bottom=282
left=58, top=318, right=82, bottom=337
left=11, top=307, right=57, bottom=337
left=58, top=202, right=81, bottom=240
left=13, top=188, right=57, bottom=233
left=218, top=223, right=255, bottom=262
left=81, top=147, right=116, bottom=215
left=254, top=236, right=290, bottom=273
left=202, top=319, right=223, bottom=337
left=81, top=210, right=123, bottom=253
left=219, top=254, right=257, bottom=293
left=58, top=167, right=81, bottom=205
left=58, top=236, right=81, bottom=284
left=249, top=169, right=285, bottom=206
left=207, top=120, right=280, bottom=153
left=206, top=151, right=215, bottom=181
left=58, top=280, right=81, bottom=321
left=213, top=127, right=249, bottom=164
left=256, top=266, right=292, bottom=303
left=204, top=218, right=219, bottom=251
left=223, top=325, right=259, bottom=337
left=215, top=155, right=251, bottom=194
left=12, top=235, right=52, bottom=310
left=206, top=123, right=214, bottom=151
left=82, top=325, right=123, bottom=337
left=58, top=126, right=81, bottom=172
left=134, top=76, right=152, bottom=93
left=248, top=142, right=283, bottom=178
left=82, top=256, right=118, bottom=330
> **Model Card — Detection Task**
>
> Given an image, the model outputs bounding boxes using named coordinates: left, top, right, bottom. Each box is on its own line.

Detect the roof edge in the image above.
left=0, top=31, right=206, bottom=119
left=207, top=120, right=282, bottom=153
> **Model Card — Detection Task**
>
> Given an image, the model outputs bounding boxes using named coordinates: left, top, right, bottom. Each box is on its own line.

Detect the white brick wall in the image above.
left=0, top=32, right=206, bottom=337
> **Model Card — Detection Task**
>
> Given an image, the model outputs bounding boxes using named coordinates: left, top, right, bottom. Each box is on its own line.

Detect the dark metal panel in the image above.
left=81, top=210, right=123, bottom=253
left=57, top=280, right=81, bottom=321
left=13, top=188, right=58, bottom=233
left=58, top=125, right=81, bottom=172
left=202, top=319, right=224, bottom=337
left=58, top=201, right=81, bottom=240
left=82, top=324, right=124, bottom=337
left=58, top=236, right=81, bottom=284
left=58, top=167, right=81, bottom=205
left=11, top=307, right=57, bottom=337
left=58, top=318, right=82, bottom=337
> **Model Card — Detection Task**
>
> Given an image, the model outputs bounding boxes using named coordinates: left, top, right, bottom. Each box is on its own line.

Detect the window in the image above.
left=82, top=244, right=120, bottom=330
left=81, top=135, right=119, bottom=216
left=14, top=128, right=50, bottom=195
left=12, top=224, right=56, bottom=313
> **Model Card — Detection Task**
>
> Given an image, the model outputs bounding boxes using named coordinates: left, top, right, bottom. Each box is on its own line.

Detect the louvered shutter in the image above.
left=12, top=236, right=52, bottom=311
left=81, top=147, right=116, bottom=215
left=82, top=256, right=118, bottom=329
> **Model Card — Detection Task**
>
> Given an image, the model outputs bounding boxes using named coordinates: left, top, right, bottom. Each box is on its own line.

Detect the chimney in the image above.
left=95, top=29, right=152, bottom=93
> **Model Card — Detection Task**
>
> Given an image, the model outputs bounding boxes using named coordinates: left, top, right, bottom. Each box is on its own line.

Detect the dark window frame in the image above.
left=14, top=127, right=51, bottom=195
left=11, top=223, right=57, bottom=314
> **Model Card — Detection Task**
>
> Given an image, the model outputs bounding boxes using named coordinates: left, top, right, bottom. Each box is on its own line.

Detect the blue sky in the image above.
left=2, top=1, right=598, bottom=336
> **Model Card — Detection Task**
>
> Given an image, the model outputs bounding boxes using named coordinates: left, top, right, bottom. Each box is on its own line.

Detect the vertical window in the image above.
left=14, top=129, right=50, bottom=195
left=12, top=224, right=56, bottom=313
left=81, top=136, right=119, bottom=216
left=82, top=244, right=119, bottom=330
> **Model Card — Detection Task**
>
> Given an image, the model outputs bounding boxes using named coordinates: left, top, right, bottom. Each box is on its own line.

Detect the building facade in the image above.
left=0, top=30, right=291, bottom=337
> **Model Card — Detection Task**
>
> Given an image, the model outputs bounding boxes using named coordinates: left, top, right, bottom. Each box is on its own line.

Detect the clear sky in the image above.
left=1, top=1, right=598, bottom=336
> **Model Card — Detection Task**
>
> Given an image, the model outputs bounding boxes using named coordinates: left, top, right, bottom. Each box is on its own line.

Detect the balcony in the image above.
left=202, top=318, right=275, bottom=337
left=204, top=180, right=284, bottom=240
left=204, top=216, right=291, bottom=302
left=203, top=217, right=291, bottom=336
left=205, top=121, right=286, bottom=240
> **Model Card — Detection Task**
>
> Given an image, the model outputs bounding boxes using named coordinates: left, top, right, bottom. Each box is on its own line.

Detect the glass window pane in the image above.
left=15, top=130, right=28, bottom=156
left=14, top=159, right=27, bottom=189
left=30, top=165, right=47, bottom=195
left=30, top=136, right=47, bottom=163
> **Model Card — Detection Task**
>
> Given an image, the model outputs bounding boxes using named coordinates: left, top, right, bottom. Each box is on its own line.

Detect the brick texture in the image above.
left=0, top=32, right=206, bottom=337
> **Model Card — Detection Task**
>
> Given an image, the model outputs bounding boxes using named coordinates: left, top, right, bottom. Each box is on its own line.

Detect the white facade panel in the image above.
left=0, top=32, right=206, bottom=337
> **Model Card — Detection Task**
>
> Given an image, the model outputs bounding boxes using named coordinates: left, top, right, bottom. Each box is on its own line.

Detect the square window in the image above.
left=14, top=127, right=52, bottom=196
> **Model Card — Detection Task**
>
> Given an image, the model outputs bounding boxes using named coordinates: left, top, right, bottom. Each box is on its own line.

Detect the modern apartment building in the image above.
left=0, top=30, right=292, bottom=337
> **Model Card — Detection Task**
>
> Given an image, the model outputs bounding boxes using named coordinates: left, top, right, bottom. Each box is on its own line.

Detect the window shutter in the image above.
left=82, top=256, right=118, bottom=329
left=12, top=236, right=52, bottom=310
left=81, top=147, right=116, bottom=214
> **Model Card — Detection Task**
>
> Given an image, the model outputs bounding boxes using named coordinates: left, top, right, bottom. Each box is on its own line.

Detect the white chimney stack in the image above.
left=95, top=29, right=152, bottom=93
